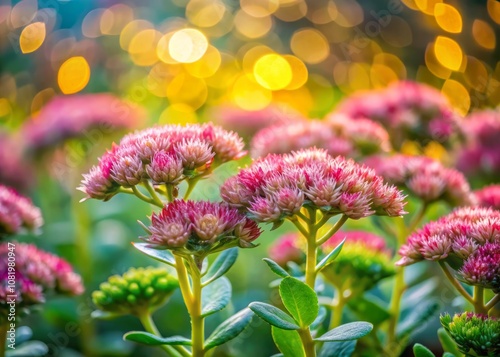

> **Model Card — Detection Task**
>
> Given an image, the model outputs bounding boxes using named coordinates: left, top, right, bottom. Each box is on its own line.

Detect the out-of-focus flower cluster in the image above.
left=250, top=114, right=390, bottom=159
left=0, top=184, right=43, bottom=238
left=475, top=185, right=500, bottom=210
left=221, top=148, right=406, bottom=223
left=440, top=312, right=500, bottom=357
left=0, top=133, right=32, bottom=192
left=336, top=81, right=462, bottom=150
left=92, top=266, right=178, bottom=317
left=79, top=123, right=245, bottom=201
left=457, top=110, right=500, bottom=183
left=22, top=94, right=144, bottom=155
left=268, top=233, right=304, bottom=268
left=144, top=200, right=261, bottom=256
left=365, top=154, right=474, bottom=206
left=0, top=242, right=83, bottom=321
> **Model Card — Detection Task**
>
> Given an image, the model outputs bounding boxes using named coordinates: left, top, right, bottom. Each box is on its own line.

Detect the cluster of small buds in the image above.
left=440, top=312, right=500, bottom=356
left=268, top=233, right=305, bottom=267
left=364, top=154, right=474, bottom=206
left=221, top=148, right=406, bottom=223
left=397, top=207, right=500, bottom=267
left=79, top=123, right=246, bottom=201
left=475, top=185, right=500, bottom=210
left=210, top=105, right=305, bottom=141
left=458, top=243, right=500, bottom=292
left=92, top=266, right=178, bottom=316
left=457, top=110, right=500, bottom=181
left=0, top=133, right=33, bottom=192
left=320, top=231, right=395, bottom=292
left=144, top=200, right=261, bottom=257
left=250, top=115, right=390, bottom=159
left=0, top=185, right=43, bottom=238
left=335, top=81, right=462, bottom=149
left=0, top=242, right=83, bottom=320
left=22, top=94, right=144, bottom=154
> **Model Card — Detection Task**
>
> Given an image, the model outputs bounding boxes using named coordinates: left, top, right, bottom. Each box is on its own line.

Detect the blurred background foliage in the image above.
left=0, top=0, right=499, bottom=356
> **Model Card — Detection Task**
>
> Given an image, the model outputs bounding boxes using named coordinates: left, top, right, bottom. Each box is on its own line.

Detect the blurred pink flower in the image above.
left=323, top=230, right=389, bottom=254
left=0, top=185, right=42, bottom=238
left=474, top=185, right=500, bottom=210
left=0, top=133, right=33, bottom=192
left=268, top=233, right=304, bottom=267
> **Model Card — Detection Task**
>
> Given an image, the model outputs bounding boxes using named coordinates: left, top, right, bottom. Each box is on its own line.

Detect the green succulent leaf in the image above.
left=347, top=295, right=391, bottom=325
left=316, top=239, right=345, bottom=272
left=123, top=331, right=192, bottom=346
left=315, top=322, right=373, bottom=342
left=318, top=341, right=357, bottom=357
left=437, top=327, right=462, bottom=356
left=272, top=327, right=305, bottom=357
left=263, top=258, right=290, bottom=278
left=249, top=302, right=300, bottom=330
left=397, top=299, right=440, bottom=340
left=413, top=343, right=436, bottom=357
left=132, top=242, right=176, bottom=267
left=205, top=308, right=254, bottom=350
left=279, top=277, right=319, bottom=328
left=201, top=276, right=232, bottom=317
left=442, top=353, right=457, bottom=357
left=202, top=248, right=238, bottom=286
left=311, top=306, right=328, bottom=331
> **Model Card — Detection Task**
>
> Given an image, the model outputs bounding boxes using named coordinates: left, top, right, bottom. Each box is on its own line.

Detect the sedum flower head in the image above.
left=365, top=154, right=474, bottom=206
left=79, top=123, right=246, bottom=201
left=0, top=242, right=83, bottom=321
left=144, top=200, right=261, bottom=256
left=92, top=266, right=178, bottom=317
left=440, top=312, right=500, bottom=357
left=457, top=243, right=500, bottom=293
left=221, top=148, right=406, bottom=223
left=321, top=230, right=395, bottom=293
left=475, top=185, right=500, bottom=210
left=397, top=207, right=500, bottom=267
left=0, top=185, right=43, bottom=238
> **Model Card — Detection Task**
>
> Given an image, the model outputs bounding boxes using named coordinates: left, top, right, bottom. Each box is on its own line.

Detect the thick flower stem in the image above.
left=143, top=181, right=165, bottom=207
left=305, top=210, right=318, bottom=289
left=139, top=313, right=186, bottom=357
left=184, top=177, right=202, bottom=200
left=485, top=294, right=500, bottom=312
left=438, top=261, right=474, bottom=304
left=473, top=286, right=487, bottom=315
left=0, top=323, right=7, bottom=357
left=132, top=186, right=163, bottom=207
left=297, top=328, right=316, bottom=357
left=330, top=288, right=347, bottom=330
left=316, top=215, right=348, bottom=246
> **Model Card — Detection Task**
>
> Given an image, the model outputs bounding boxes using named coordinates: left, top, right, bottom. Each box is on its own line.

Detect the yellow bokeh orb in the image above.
left=169, top=29, right=208, bottom=63
left=57, top=56, right=91, bottom=94
left=20, top=22, right=46, bottom=54
left=253, top=54, right=292, bottom=90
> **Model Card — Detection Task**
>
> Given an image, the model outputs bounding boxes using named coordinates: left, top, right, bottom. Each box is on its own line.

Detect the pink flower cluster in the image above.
left=458, top=243, right=500, bottom=292
left=474, top=185, right=500, bottom=210
left=323, top=230, right=389, bottom=254
left=250, top=115, right=390, bottom=159
left=79, top=123, right=246, bottom=201
left=0, top=185, right=43, bottom=238
left=0, top=133, right=33, bottom=192
left=268, top=233, right=304, bottom=267
left=144, top=200, right=261, bottom=254
left=365, top=154, right=474, bottom=206
left=457, top=110, right=500, bottom=181
left=335, top=81, right=462, bottom=149
left=0, top=242, right=83, bottom=316
left=397, top=207, right=500, bottom=267
left=221, top=148, right=406, bottom=222
left=22, top=94, right=144, bottom=153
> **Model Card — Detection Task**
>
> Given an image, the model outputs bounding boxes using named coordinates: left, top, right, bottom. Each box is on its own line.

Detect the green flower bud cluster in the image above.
left=440, top=312, right=500, bottom=357
left=92, top=266, right=179, bottom=316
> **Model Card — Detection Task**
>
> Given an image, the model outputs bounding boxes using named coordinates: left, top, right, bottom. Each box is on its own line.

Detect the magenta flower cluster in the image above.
left=397, top=207, right=500, bottom=268
left=365, top=154, right=473, bottom=206
left=79, top=123, right=245, bottom=201
left=250, top=115, right=390, bottom=159
left=322, top=230, right=389, bottom=254
left=335, top=81, right=462, bottom=149
left=22, top=94, right=144, bottom=153
left=474, top=185, right=500, bottom=210
left=144, top=200, right=261, bottom=255
left=0, top=242, right=83, bottom=315
left=221, top=148, right=406, bottom=222
left=458, top=243, right=500, bottom=292
left=0, top=185, right=43, bottom=238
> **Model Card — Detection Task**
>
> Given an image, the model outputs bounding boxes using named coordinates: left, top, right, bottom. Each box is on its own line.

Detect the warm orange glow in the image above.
left=20, top=22, right=46, bottom=54
left=57, top=57, right=91, bottom=94
left=168, top=29, right=209, bottom=63
left=434, top=3, right=462, bottom=33
left=434, top=36, right=462, bottom=71
left=253, top=54, right=292, bottom=90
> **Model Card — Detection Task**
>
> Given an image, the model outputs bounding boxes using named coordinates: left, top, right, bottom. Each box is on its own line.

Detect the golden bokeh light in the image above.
left=234, top=10, right=273, bottom=39
left=184, top=45, right=221, bottom=78
left=415, top=0, right=443, bottom=15
left=425, top=42, right=451, bottom=79
left=159, top=103, right=198, bottom=125
left=464, top=56, right=489, bottom=92
left=20, top=22, right=46, bottom=54
left=441, top=79, right=470, bottom=115
left=283, top=55, right=308, bottom=90
left=374, top=53, right=407, bottom=80
left=232, top=74, right=272, bottom=110
left=487, top=0, right=500, bottom=24
left=253, top=54, right=292, bottom=90
left=370, top=64, right=399, bottom=88
left=273, top=0, right=307, bottom=22
left=241, top=45, right=274, bottom=74
left=168, top=29, right=208, bottom=63
left=166, top=73, right=208, bottom=109
left=128, top=29, right=161, bottom=66
left=240, top=0, right=279, bottom=18
left=186, top=0, right=226, bottom=28
left=334, top=0, right=363, bottom=27
left=31, top=88, right=55, bottom=114
left=119, top=20, right=153, bottom=50
left=100, top=4, right=134, bottom=35
left=434, top=3, right=462, bottom=33
left=57, top=56, right=91, bottom=94
left=434, top=36, right=462, bottom=71
left=472, top=19, right=496, bottom=50
left=290, top=28, right=329, bottom=64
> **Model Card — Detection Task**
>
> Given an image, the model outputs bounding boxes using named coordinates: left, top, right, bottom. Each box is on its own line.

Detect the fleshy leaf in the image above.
left=347, top=295, right=391, bottom=325
left=319, top=341, right=357, bottom=357
left=315, top=322, right=373, bottom=342
left=272, top=327, right=305, bottom=357
left=132, top=242, right=175, bottom=267
left=201, top=276, right=231, bottom=317
left=279, top=277, right=318, bottom=328
left=437, top=327, right=462, bottom=356
left=263, top=258, right=290, bottom=278
left=205, top=308, right=253, bottom=350
left=310, top=306, right=328, bottom=331
left=202, top=248, right=238, bottom=286
left=123, top=331, right=192, bottom=346
left=316, top=239, right=345, bottom=271
left=413, top=343, right=436, bottom=357
left=397, top=299, right=440, bottom=339
left=249, top=302, right=300, bottom=330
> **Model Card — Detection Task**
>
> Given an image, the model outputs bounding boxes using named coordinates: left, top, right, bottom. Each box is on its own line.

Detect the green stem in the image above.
left=290, top=219, right=310, bottom=238
left=330, top=288, right=347, bottom=329
left=189, top=263, right=205, bottom=357
left=0, top=323, right=7, bottom=357
left=316, top=215, right=348, bottom=246
left=132, top=186, right=163, bottom=207
left=438, top=261, right=474, bottom=304
left=184, top=177, right=201, bottom=200
left=297, top=328, right=316, bottom=357
left=305, top=210, right=318, bottom=289
left=485, top=294, right=500, bottom=312
left=387, top=266, right=405, bottom=346
left=143, top=181, right=165, bottom=207
left=473, top=286, right=487, bottom=314
left=139, top=314, right=187, bottom=357
left=166, top=184, right=174, bottom=202
left=407, top=203, right=428, bottom=234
